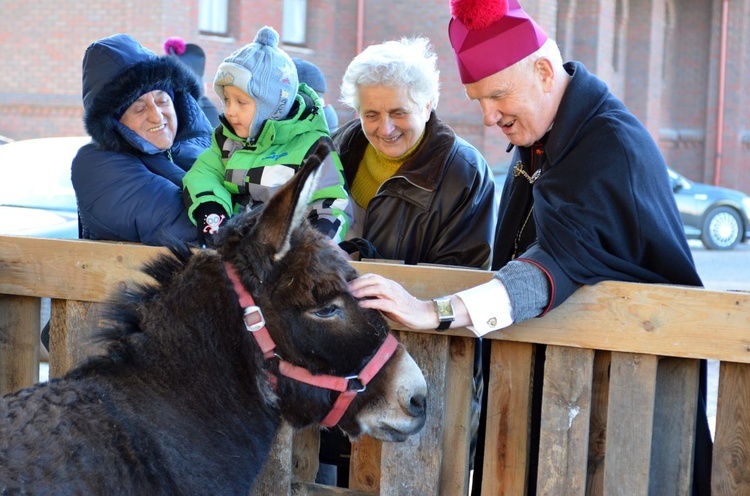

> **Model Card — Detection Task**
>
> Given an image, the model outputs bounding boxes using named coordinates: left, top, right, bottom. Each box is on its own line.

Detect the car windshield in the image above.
left=0, top=137, right=88, bottom=211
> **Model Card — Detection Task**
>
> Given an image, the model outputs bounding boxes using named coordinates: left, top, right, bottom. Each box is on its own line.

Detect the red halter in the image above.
left=225, top=262, right=399, bottom=428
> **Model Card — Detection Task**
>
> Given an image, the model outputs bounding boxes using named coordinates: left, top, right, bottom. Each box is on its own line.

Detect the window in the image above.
left=199, top=0, right=229, bottom=36
left=282, top=0, right=307, bottom=45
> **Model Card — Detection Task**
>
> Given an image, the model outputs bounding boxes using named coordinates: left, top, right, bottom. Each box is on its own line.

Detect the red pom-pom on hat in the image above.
left=448, top=0, right=548, bottom=83
left=163, top=37, right=187, bottom=56
left=450, top=0, right=509, bottom=30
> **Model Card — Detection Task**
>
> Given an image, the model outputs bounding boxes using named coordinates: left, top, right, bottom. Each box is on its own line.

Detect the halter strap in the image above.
left=224, top=262, right=398, bottom=428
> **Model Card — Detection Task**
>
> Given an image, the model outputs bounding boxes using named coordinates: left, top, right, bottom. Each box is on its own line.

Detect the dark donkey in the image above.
left=0, top=143, right=427, bottom=494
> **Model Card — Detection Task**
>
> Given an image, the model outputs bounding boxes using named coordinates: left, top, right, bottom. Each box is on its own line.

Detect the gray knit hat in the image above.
left=293, top=57, right=327, bottom=95
left=214, top=26, right=298, bottom=139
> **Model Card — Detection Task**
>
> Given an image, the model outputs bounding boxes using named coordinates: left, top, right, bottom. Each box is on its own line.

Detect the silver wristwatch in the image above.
left=433, top=297, right=455, bottom=331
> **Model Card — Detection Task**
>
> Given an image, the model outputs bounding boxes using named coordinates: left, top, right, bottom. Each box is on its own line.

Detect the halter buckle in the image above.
left=243, top=305, right=266, bottom=333
left=346, top=375, right=366, bottom=393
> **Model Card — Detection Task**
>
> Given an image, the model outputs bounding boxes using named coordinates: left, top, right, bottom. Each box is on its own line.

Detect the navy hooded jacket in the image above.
left=72, top=34, right=212, bottom=246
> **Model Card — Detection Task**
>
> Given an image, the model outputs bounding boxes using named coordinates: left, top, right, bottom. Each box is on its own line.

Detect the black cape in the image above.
left=494, top=62, right=702, bottom=312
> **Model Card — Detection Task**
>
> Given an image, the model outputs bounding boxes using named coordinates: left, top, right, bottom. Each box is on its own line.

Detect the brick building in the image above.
left=0, top=0, right=747, bottom=192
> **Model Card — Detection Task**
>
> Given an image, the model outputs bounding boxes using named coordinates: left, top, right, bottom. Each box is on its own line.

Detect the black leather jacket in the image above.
left=333, top=112, right=497, bottom=269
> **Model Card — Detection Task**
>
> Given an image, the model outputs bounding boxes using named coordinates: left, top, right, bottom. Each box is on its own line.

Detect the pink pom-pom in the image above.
left=164, top=37, right=187, bottom=56
left=450, top=0, right=509, bottom=30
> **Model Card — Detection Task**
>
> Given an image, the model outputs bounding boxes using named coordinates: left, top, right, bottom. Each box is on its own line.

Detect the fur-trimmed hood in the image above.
left=82, top=34, right=212, bottom=155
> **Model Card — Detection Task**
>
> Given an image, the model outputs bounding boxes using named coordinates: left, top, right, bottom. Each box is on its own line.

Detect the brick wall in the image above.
left=0, top=0, right=747, bottom=192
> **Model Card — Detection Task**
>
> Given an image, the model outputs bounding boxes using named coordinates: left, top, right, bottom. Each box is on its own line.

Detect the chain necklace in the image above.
left=513, top=161, right=541, bottom=184
left=512, top=205, right=534, bottom=260
left=511, top=142, right=544, bottom=259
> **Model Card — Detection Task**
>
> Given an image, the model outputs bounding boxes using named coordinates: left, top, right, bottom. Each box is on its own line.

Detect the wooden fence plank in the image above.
left=439, top=336, right=476, bottom=496
left=0, top=236, right=160, bottom=302
left=2, top=237, right=750, bottom=363
left=586, top=351, right=611, bottom=495
left=349, top=436, right=381, bottom=493
left=49, top=299, right=106, bottom=377
left=537, top=346, right=594, bottom=496
left=499, top=283, right=750, bottom=364
left=712, top=362, right=750, bottom=495
left=0, top=295, right=40, bottom=394
left=605, top=353, right=658, bottom=495
left=649, top=357, right=699, bottom=495
left=292, top=482, right=373, bottom=495
left=379, top=331, right=448, bottom=496
left=254, top=421, right=293, bottom=496
left=292, top=426, right=321, bottom=483
left=481, top=340, right=534, bottom=495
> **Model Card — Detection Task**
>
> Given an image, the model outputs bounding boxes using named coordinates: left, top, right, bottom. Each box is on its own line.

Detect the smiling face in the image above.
left=464, top=58, right=558, bottom=148
left=221, top=85, right=257, bottom=139
left=119, top=90, right=177, bottom=150
left=357, top=85, right=432, bottom=159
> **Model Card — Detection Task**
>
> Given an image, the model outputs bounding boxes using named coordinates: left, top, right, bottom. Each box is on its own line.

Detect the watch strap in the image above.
left=436, top=319, right=452, bottom=331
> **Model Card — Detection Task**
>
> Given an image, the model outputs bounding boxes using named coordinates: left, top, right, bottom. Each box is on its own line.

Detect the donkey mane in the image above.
left=85, top=245, right=192, bottom=349
left=68, top=243, right=258, bottom=387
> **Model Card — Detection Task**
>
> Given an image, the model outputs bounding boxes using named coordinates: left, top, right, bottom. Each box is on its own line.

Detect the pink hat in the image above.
left=449, top=0, right=548, bottom=84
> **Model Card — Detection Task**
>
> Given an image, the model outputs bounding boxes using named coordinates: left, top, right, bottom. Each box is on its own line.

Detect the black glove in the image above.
left=338, top=237, right=382, bottom=261
left=193, top=202, right=227, bottom=248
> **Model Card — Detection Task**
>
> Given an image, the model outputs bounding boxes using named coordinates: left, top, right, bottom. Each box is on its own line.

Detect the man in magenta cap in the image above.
left=348, top=0, right=711, bottom=494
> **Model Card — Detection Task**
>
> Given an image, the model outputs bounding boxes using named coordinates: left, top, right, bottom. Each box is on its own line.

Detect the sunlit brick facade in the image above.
left=1, top=0, right=747, bottom=191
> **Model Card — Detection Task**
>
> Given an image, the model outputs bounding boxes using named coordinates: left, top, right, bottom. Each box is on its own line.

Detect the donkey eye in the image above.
left=313, top=304, right=341, bottom=319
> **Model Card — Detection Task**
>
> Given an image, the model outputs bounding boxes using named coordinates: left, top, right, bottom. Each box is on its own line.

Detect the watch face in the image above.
left=435, top=298, right=454, bottom=320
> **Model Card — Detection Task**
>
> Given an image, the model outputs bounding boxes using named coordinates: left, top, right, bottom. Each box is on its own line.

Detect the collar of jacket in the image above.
left=334, top=111, right=455, bottom=191
left=540, top=61, right=610, bottom=169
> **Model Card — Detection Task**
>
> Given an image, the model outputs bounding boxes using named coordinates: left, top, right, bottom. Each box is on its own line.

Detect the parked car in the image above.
left=669, top=167, right=750, bottom=250
left=492, top=165, right=750, bottom=250
left=0, top=136, right=89, bottom=239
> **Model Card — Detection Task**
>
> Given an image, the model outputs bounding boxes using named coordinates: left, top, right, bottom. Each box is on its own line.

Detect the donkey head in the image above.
left=214, top=142, right=427, bottom=441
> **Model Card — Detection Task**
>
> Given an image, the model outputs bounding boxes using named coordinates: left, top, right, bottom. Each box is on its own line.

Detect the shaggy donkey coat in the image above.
left=1, top=144, right=427, bottom=495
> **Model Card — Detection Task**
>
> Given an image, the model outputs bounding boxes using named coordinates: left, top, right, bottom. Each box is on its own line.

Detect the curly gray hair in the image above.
left=340, top=36, right=440, bottom=113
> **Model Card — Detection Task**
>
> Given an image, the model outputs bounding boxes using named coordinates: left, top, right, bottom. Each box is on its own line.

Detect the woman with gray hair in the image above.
left=321, top=36, right=498, bottom=487
left=334, top=36, right=497, bottom=268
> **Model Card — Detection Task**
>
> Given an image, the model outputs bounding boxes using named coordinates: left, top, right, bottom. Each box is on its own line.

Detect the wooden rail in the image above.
left=1, top=236, right=749, bottom=495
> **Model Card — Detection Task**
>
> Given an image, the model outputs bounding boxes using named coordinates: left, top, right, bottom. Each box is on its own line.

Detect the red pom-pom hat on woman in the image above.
left=448, top=0, right=548, bottom=84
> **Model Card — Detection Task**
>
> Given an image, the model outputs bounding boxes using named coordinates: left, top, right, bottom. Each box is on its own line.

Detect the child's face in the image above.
left=222, top=85, right=256, bottom=139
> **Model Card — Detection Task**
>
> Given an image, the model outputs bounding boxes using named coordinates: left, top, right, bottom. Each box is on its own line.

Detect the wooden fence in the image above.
left=1, top=235, right=749, bottom=495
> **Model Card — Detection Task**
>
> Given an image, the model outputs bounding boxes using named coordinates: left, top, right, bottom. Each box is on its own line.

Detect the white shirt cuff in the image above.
left=455, top=278, right=513, bottom=337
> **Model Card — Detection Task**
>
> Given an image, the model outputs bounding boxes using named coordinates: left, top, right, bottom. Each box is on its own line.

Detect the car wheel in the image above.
left=701, top=206, right=742, bottom=250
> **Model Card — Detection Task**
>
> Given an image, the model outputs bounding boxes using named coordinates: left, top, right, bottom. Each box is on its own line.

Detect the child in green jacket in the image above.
left=183, top=25, right=351, bottom=246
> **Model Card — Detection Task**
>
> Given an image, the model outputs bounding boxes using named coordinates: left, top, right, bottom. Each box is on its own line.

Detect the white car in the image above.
left=0, top=136, right=89, bottom=239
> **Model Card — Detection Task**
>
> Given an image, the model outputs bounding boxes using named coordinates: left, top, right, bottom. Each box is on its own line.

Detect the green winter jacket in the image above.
left=183, top=84, right=352, bottom=243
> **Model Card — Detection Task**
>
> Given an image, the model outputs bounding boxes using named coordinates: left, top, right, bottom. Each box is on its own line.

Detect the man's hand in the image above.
left=348, top=273, right=437, bottom=330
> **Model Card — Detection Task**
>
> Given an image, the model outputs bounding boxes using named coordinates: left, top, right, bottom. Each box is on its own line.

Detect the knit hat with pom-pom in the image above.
left=448, top=0, right=548, bottom=83
left=213, top=26, right=298, bottom=139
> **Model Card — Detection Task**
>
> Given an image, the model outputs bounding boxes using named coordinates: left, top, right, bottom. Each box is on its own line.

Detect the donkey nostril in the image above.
left=407, top=393, right=427, bottom=417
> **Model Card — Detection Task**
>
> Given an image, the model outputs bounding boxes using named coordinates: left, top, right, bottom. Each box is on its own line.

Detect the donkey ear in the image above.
left=257, top=139, right=330, bottom=261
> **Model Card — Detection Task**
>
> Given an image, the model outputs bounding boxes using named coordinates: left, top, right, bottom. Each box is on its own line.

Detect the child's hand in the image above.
left=193, top=202, right=227, bottom=248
